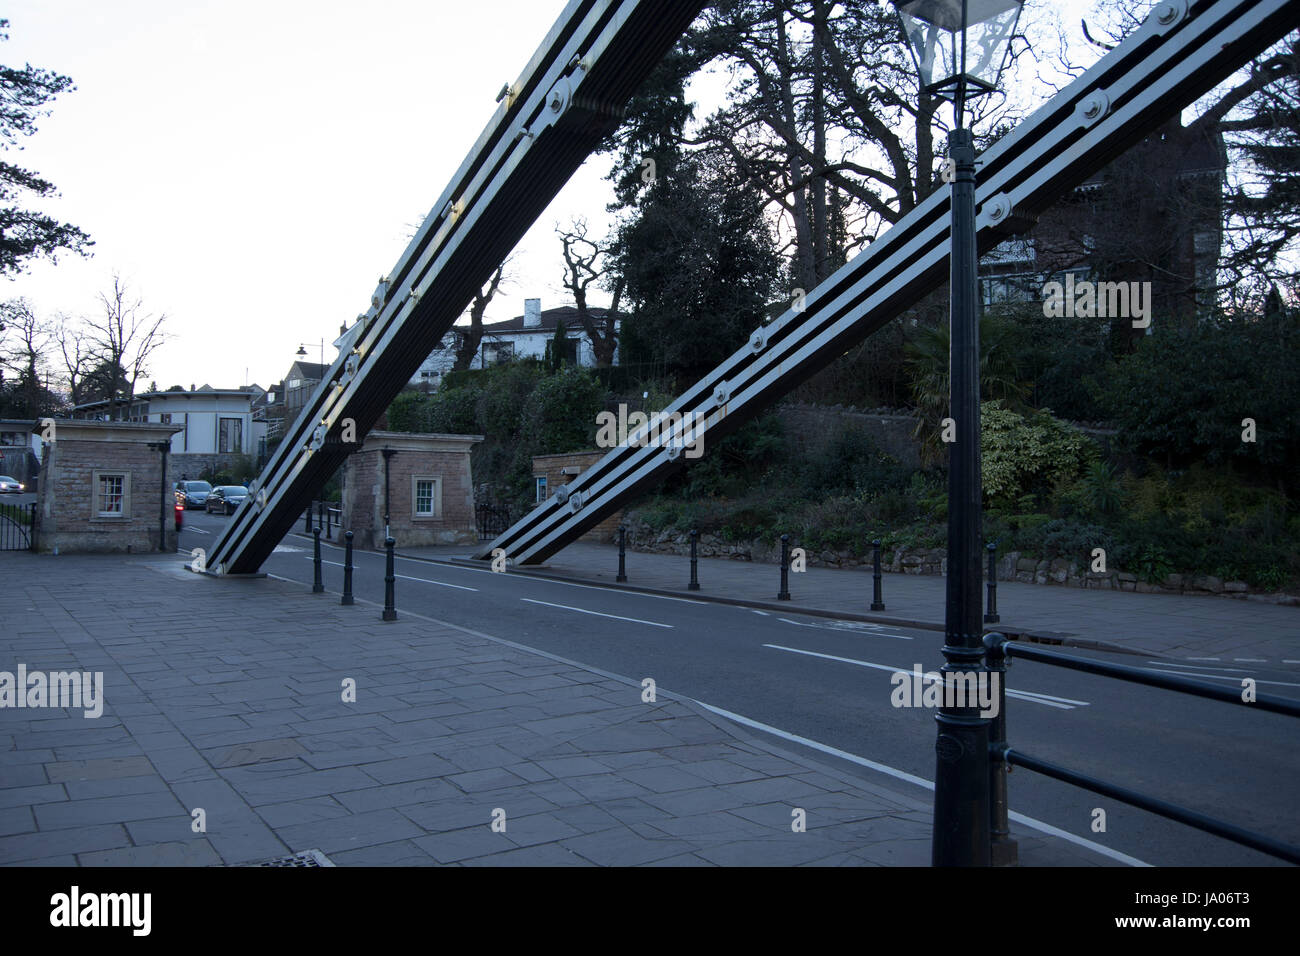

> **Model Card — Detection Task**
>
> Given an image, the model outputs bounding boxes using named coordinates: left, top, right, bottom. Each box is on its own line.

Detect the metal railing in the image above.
left=303, top=502, right=342, bottom=540
left=475, top=503, right=512, bottom=542
left=984, top=633, right=1300, bottom=865
left=0, top=501, right=35, bottom=551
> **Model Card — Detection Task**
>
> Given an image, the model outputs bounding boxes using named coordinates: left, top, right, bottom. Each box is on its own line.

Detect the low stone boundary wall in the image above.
left=620, top=520, right=1294, bottom=602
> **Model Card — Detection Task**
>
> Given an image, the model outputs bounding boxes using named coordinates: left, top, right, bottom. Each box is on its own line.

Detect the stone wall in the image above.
left=619, top=518, right=1278, bottom=599
left=342, top=432, right=482, bottom=550
left=533, top=450, right=624, bottom=543
left=34, top=421, right=181, bottom=554
left=776, top=403, right=921, bottom=469
left=773, top=403, right=1118, bottom=469
left=171, top=452, right=249, bottom=482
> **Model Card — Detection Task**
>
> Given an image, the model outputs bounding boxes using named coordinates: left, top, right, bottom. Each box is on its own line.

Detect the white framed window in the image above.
left=218, top=417, right=243, bottom=453
left=93, top=471, right=129, bottom=518
left=412, top=476, right=441, bottom=518
left=535, top=475, right=547, bottom=502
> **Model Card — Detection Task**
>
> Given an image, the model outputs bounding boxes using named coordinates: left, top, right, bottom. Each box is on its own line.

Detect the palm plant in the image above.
left=905, top=312, right=1029, bottom=466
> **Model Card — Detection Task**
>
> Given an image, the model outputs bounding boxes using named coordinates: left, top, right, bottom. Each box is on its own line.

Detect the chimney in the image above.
left=524, top=298, right=542, bottom=329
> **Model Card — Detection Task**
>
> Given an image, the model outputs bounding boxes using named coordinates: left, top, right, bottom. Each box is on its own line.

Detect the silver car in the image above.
left=0, top=476, right=24, bottom=494
left=177, top=480, right=212, bottom=509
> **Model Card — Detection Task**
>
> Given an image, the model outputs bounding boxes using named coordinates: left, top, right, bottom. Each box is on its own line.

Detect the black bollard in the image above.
left=871, top=539, right=885, bottom=611
left=325, top=504, right=333, bottom=540
left=616, top=526, right=628, bottom=583
left=318, top=501, right=325, bottom=538
left=382, top=536, right=397, bottom=621
left=341, top=531, right=355, bottom=605
left=304, top=506, right=312, bottom=534
left=688, top=529, right=700, bottom=591
left=985, top=541, right=1000, bottom=624
left=983, top=632, right=1017, bottom=865
left=778, top=534, right=791, bottom=601
left=312, top=527, right=324, bottom=593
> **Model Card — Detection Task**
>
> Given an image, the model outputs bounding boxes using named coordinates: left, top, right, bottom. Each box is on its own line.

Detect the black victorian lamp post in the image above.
left=893, top=0, right=1023, bottom=868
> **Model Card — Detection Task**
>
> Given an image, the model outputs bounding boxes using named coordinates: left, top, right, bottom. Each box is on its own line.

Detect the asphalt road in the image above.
left=182, top=509, right=1300, bottom=867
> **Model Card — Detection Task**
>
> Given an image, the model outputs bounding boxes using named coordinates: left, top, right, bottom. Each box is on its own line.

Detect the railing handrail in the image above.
left=992, top=636, right=1300, bottom=719
left=1003, top=746, right=1300, bottom=865
left=985, top=633, right=1300, bottom=864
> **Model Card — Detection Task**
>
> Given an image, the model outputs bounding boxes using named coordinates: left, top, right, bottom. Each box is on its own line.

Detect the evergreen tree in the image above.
left=0, top=20, right=92, bottom=275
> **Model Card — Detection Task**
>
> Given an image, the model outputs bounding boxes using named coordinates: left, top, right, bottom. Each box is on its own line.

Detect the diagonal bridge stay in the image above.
left=211, top=0, right=1298, bottom=576
left=480, top=0, right=1300, bottom=567
left=206, top=0, right=708, bottom=575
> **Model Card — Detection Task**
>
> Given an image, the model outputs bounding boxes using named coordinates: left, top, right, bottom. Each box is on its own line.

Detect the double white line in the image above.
left=763, top=644, right=1091, bottom=710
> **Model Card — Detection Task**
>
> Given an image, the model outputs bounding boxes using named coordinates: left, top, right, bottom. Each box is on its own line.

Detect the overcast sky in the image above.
left=4, top=0, right=1116, bottom=395
left=4, top=0, right=614, bottom=392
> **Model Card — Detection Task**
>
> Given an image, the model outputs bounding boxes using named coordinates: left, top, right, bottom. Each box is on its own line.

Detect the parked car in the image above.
left=205, top=485, right=249, bottom=515
left=0, top=476, right=24, bottom=494
left=176, top=480, right=212, bottom=509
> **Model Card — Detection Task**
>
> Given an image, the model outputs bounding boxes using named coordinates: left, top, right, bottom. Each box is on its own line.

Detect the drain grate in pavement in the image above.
left=246, top=849, right=335, bottom=867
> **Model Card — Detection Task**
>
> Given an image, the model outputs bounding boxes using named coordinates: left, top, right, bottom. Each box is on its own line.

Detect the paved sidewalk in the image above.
left=0, top=550, right=1107, bottom=867
left=391, top=540, right=1300, bottom=664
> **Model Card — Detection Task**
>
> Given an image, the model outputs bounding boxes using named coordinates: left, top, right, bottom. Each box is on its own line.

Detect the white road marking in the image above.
left=183, top=527, right=210, bottom=535
left=692, top=701, right=1149, bottom=867
left=751, top=609, right=770, bottom=616
left=778, top=617, right=913, bottom=641
left=306, top=557, right=478, bottom=591
left=1285, top=660, right=1300, bottom=665
left=1186, top=657, right=1220, bottom=661
left=396, top=572, right=476, bottom=591
left=1003, top=687, right=1094, bottom=707
left=763, top=644, right=1088, bottom=709
left=520, top=597, right=672, bottom=629
left=259, top=568, right=1144, bottom=867
left=1148, top=660, right=1250, bottom=674
left=1234, top=658, right=1266, bottom=663
left=313, top=543, right=711, bottom=605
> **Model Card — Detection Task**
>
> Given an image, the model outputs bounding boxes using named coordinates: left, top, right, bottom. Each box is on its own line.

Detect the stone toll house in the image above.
left=34, top=420, right=182, bottom=554
left=532, top=450, right=625, bottom=543
left=341, top=432, right=482, bottom=550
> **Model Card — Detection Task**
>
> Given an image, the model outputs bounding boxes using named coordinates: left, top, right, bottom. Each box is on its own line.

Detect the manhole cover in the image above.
left=246, top=849, right=335, bottom=867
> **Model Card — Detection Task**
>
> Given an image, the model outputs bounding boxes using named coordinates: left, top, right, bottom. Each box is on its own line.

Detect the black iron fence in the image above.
left=984, top=633, right=1300, bottom=865
left=303, top=502, right=343, bottom=539
left=0, top=501, right=35, bottom=551
left=475, top=503, right=511, bottom=542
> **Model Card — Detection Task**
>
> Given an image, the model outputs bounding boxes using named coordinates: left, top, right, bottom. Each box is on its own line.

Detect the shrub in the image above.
left=803, top=421, right=909, bottom=498
left=982, top=400, right=1094, bottom=503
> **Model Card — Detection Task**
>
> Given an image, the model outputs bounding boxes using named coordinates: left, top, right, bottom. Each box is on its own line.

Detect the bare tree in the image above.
left=453, top=257, right=512, bottom=371
left=557, top=218, right=620, bottom=367
left=56, top=316, right=92, bottom=408
left=89, top=274, right=166, bottom=419
left=0, top=297, right=58, bottom=416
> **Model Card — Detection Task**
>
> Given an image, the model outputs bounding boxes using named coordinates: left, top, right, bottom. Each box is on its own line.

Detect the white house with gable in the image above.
left=410, top=298, right=618, bottom=387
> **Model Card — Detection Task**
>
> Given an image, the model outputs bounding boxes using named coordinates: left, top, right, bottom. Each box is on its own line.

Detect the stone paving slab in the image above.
left=398, top=540, right=1299, bottom=663
left=0, top=550, right=1112, bottom=867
